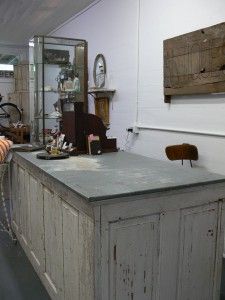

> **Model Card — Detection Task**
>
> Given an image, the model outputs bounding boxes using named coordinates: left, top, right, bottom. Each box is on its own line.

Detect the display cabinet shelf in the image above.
left=30, top=35, right=88, bottom=144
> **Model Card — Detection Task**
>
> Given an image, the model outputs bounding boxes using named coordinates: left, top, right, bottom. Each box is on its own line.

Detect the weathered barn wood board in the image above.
left=164, top=22, right=225, bottom=102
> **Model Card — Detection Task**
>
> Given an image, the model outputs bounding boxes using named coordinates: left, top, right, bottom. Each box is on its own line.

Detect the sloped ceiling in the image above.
left=0, top=0, right=95, bottom=46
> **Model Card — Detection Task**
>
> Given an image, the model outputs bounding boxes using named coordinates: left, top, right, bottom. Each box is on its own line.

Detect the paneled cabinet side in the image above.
left=29, top=175, right=45, bottom=272
left=11, top=161, right=19, bottom=231
left=11, top=159, right=95, bottom=300
left=43, top=188, right=64, bottom=300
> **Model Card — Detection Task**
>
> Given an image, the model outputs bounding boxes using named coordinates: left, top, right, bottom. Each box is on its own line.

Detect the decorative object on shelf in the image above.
left=87, top=134, right=102, bottom=155
left=44, top=49, right=69, bottom=65
left=93, top=54, right=106, bottom=88
left=36, top=152, right=69, bottom=160
left=62, top=73, right=80, bottom=92
left=164, top=22, right=225, bottom=102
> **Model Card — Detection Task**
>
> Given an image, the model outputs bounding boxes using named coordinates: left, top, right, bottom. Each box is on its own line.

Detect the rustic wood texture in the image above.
left=11, top=153, right=225, bottom=300
left=11, top=161, right=19, bottom=231
left=100, top=190, right=225, bottom=300
left=30, top=175, right=45, bottom=272
left=62, top=202, right=79, bottom=300
left=43, top=189, right=64, bottom=299
left=11, top=159, right=94, bottom=300
left=164, top=22, right=225, bottom=102
left=109, top=215, right=159, bottom=299
left=165, top=143, right=198, bottom=161
left=177, top=204, right=218, bottom=300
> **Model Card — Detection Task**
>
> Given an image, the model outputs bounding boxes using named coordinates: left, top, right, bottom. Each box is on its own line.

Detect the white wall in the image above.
left=0, top=78, right=14, bottom=101
left=0, top=44, right=28, bottom=62
left=51, top=0, right=225, bottom=175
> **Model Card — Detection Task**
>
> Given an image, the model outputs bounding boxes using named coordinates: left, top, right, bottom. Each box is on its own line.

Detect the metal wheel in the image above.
left=0, top=103, right=22, bottom=129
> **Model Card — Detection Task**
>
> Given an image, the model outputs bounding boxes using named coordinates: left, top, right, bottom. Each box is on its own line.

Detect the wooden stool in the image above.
left=165, top=143, right=198, bottom=167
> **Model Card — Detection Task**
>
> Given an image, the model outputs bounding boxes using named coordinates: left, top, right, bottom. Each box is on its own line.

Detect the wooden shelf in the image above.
left=88, top=88, right=116, bottom=98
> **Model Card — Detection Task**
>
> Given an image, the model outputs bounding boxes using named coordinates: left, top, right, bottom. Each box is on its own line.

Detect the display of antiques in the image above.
left=164, top=22, right=225, bottom=102
left=37, top=131, right=77, bottom=160
left=30, top=37, right=117, bottom=155
left=30, top=35, right=88, bottom=145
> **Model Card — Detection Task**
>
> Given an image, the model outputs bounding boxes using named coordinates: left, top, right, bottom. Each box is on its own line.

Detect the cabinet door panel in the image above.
left=18, top=166, right=30, bottom=245
left=78, top=212, right=94, bottom=300
left=43, top=187, right=64, bottom=300
left=30, top=175, right=45, bottom=271
left=177, top=203, right=218, bottom=300
left=109, top=215, right=160, bottom=300
left=62, top=202, right=79, bottom=300
left=11, top=162, right=19, bottom=230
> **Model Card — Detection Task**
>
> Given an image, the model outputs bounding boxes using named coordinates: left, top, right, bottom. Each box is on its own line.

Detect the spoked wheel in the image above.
left=0, top=103, right=22, bottom=129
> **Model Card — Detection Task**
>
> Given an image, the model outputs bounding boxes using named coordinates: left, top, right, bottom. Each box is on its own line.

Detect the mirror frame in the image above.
left=93, top=54, right=106, bottom=88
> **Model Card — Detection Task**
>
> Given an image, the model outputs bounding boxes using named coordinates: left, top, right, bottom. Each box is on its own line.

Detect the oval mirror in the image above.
left=93, top=54, right=106, bottom=88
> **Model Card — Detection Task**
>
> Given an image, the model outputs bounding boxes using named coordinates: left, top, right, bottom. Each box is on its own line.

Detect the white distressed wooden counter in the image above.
left=10, top=151, right=225, bottom=300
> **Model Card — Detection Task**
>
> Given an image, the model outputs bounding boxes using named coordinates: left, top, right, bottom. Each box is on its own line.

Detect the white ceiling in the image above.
left=0, top=0, right=96, bottom=46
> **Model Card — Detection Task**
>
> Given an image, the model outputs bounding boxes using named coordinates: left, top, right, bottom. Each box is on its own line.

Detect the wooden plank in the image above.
left=157, top=211, right=180, bottom=300
left=62, top=202, right=79, bottom=300
left=30, top=175, right=45, bottom=271
left=18, top=166, right=30, bottom=245
left=164, top=22, right=225, bottom=101
left=108, top=215, right=160, bottom=300
left=164, top=81, right=225, bottom=96
left=43, top=187, right=64, bottom=300
left=79, top=212, right=94, bottom=300
left=164, top=22, right=225, bottom=58
left=93, top=206, right=101, bottom=300
left=11, top=161, right=19, bottom=230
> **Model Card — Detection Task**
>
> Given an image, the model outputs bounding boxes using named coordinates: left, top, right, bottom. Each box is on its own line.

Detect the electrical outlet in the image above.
left=126, top=126, right=139, bottom=134
left=133, top=126, right=139, bottom=134
left=126, top=127, right=133, bottom=132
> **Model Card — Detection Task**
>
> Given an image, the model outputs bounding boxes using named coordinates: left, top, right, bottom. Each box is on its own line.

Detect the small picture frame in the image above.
left=44, top=49, right=69, bottom=65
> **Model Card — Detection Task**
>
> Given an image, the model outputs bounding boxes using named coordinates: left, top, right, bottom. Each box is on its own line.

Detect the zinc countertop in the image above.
left=13, top=151, right=225, bottom=201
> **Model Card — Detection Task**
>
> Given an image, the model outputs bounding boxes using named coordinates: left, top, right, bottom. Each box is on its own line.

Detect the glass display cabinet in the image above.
left=29, top=36, right=88, bottom=144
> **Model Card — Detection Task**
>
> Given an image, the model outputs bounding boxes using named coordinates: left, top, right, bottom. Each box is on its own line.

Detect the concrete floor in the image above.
left=221, top=259, right=225, bottom=300
left=0, top=201, right=50, bottom=300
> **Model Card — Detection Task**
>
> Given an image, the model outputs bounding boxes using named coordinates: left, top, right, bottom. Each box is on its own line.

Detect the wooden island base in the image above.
left=11, top=151, right=225, bottom=300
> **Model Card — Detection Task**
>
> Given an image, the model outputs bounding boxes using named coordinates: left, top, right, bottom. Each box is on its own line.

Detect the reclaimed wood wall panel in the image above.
left=164, top=22, right=225, bottom=102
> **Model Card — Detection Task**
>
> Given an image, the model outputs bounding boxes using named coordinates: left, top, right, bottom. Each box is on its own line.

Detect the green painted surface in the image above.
left=14, top=151, right=225, bottom=201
